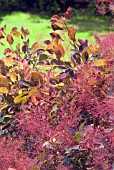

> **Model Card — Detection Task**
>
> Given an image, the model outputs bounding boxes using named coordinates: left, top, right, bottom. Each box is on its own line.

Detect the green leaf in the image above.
left=73, top=132, right=82, bottom=141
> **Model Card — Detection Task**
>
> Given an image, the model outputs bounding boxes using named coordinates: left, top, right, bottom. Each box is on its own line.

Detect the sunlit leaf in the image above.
left=81, top=51, right=89, bottom=62
left=29, top=87, right=39, bottom=96
left=7, top=72, right=17, bottom=82
left=14, top=91, right=29, bottom=104
left=11, top=28, right=20, bottom=37
left=55, top=82, right=64, bottom=87
left=93, top=59, right=106, bottom=66
left=3, top=58, right=14, bottom=67
left=51, top=22, right=63, bottom=31
left=0, top=87, right=9, bottom=94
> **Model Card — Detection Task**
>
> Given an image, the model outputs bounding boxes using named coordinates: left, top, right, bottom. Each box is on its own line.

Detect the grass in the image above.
left=0, top=11, right=112, bottom=57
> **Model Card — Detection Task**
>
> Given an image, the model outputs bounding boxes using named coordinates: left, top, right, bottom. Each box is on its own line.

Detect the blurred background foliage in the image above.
left=0, top=0, right=99, bottom=14
left=0, top=0, right=112, bottom=57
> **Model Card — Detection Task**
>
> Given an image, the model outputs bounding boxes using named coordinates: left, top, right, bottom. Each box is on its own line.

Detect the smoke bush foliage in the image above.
left=96, top=0, right=114, bottom=15
left=0, top=8, right=114, bottom=170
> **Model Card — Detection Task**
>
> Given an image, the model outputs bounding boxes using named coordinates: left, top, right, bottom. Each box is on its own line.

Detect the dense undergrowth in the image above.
left=0, top=7, right=114, bottom=170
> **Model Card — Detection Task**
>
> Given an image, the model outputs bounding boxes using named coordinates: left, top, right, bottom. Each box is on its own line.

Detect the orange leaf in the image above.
left=7, top=72, right=17, bottom=82
left=52, top=38, right=59, bottom=46
left=4, top=48, right=12, bottom=55
left=51, top=22, right=63, bottom=31
left=68, top=26, right=76, bottom=41
left=6, top=34, right=14, bottom=45
left=0, top=87, right=9, bottom=94
left=31, top=71, right=43, bottom=85
left=31, top=95, right=38, bottom=106
left=3, top=58, right=14, bottom=66
left=46, top=44, right=53, bottom=54
left=0, top=75, right=9, bottom=88
left=54, top=44, right=65, bottom=58
left=50, top=32, right=63, bottom=41
left=50, top=14, right=60, bottom=22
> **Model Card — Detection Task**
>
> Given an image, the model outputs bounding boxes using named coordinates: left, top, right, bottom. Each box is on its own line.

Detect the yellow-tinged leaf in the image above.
left=7, top=72, right=17, bottom=82
left=14, top=88, right=39, bottom=104
left=93, top=59, right=106, bottom=67
left=4, top=58, right=14, bottom=66
left=18, top=90, right=23, bottom=94
left=81, top=51, right=89, bottom=62
left=11, top=30, right=20, bottom=37
left=14, top=91, right=29, bottom=104
left=0, top=75, right=9, bottom=88
left=0, top=87, right=9, bottom=94
left=29, top=87, right=39, bottom=96
left=83, top=46, right=91, bottom=55
left=55, top=82, right=64, bottom=87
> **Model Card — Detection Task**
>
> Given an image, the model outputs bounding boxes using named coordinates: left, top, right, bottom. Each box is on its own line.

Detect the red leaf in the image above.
left=64, top=7, right=72, bottom=19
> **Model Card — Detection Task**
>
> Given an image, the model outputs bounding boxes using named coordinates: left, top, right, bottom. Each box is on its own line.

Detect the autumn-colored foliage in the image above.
left=0, top=8, right=114, bottom=170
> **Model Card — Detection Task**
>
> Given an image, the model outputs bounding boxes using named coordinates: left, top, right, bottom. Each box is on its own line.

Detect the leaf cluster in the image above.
left=0, top=7, right=114, bottom=170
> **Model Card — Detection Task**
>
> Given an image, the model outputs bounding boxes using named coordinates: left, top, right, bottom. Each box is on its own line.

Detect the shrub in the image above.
left=0, top=7, right=114, bottom=170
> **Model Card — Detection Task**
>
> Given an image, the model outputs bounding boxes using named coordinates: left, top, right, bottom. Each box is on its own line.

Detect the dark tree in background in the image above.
left=0, top=0, right=96, bottom=14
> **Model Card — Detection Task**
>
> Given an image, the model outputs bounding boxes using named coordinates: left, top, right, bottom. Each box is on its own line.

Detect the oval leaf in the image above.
left=68, top=26, right=76, bottom=41
left=6, top=34, right=14, bottom=45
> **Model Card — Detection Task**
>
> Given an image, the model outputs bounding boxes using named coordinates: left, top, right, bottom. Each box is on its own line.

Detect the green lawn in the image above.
left=0, top=11, right=112, bottom=57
